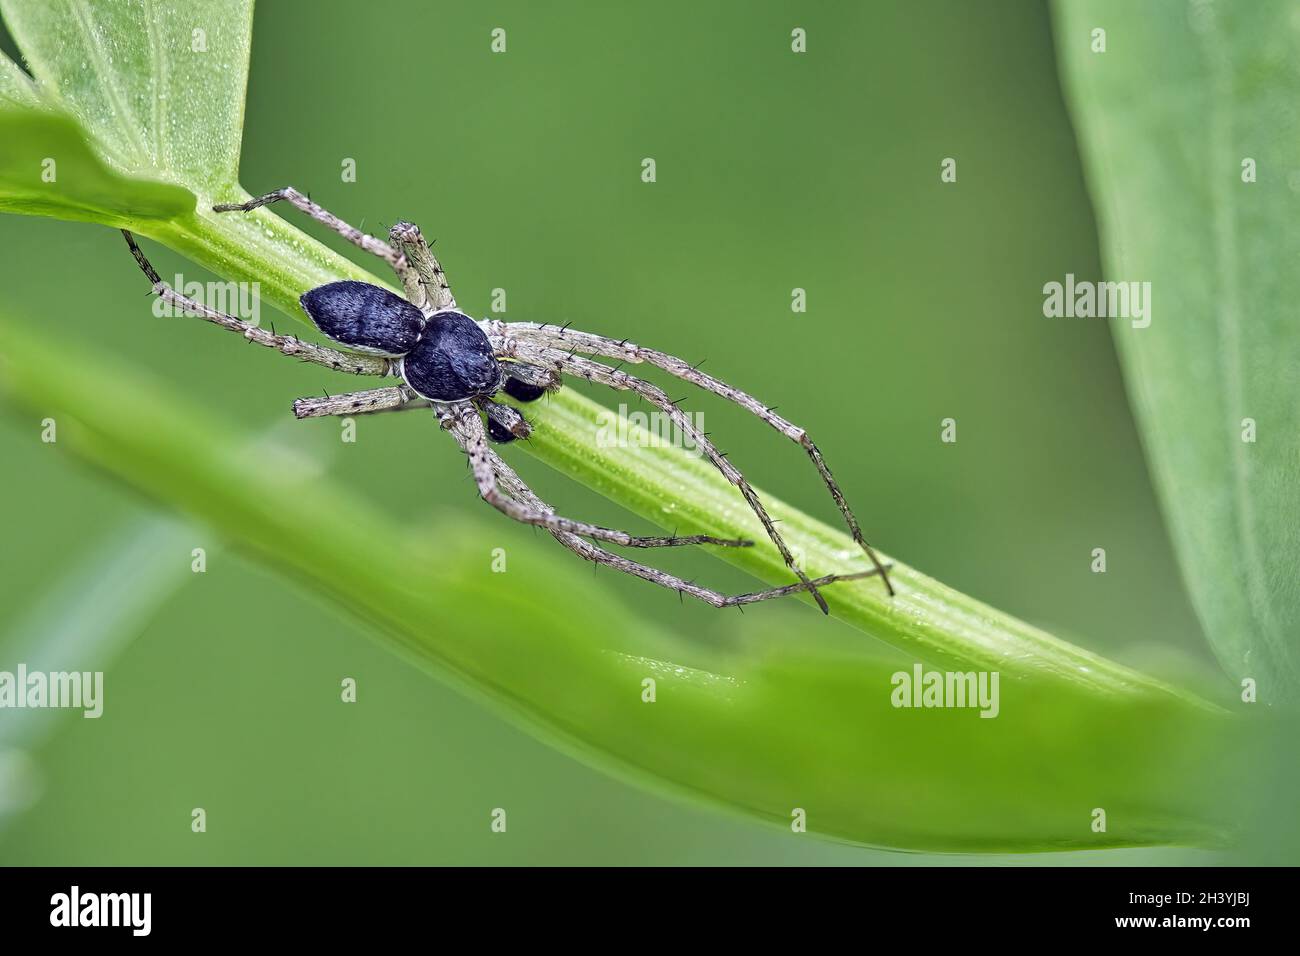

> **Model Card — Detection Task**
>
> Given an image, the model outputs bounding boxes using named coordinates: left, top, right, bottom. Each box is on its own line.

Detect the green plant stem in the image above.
left=149, top=200, right=385, bottom=309
left=136, top=205, right=1218, bottom=707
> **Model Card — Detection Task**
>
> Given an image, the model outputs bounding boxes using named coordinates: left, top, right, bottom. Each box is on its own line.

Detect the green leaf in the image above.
left=0, top=0, right=252, bottom=193
left=0, top=107, right=193, bottom=222
left=0, top=44, right=39, bottom=107
left=0, top=0, right=398, bottom=317
left=0, top=316, right=1249, bottom=851
left=0, top=0, right=1254, bottom=851
left=1053, top=0, right=1300, bottom=700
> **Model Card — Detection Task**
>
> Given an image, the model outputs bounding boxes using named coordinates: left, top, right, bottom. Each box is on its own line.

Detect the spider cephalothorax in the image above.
left=122, top=186, right=894, bottom=610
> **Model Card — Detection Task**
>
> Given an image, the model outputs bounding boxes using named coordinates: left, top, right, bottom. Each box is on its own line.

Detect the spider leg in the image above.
left=121, top=231, right=390, bottom=377
left=498, top=360, right=562, bottom=394
left=293, top=390, right=536, bottom=444
left=212, top=186, right=413, bottom=287
left=292, top=385, right=426, bottom=419
left=386, top=220, right=456, bottom=314
left=486, top=320, right=894, bottom=596
left=488, top=338, right=833, bottom=613
left=460, top=420, right=890, bottom=608
left=440, top=405, right=752, bottom=550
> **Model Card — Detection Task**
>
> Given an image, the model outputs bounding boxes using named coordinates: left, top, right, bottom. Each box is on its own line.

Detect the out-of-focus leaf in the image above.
left=0, top=108, right=193, bottom=222
left=0, top=316, right=1248, bottom=851
left=1054, top=0, right=1300, bottom=700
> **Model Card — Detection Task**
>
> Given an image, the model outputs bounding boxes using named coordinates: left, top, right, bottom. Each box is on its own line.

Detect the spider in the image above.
left=120, top=186, right=894, bottom=611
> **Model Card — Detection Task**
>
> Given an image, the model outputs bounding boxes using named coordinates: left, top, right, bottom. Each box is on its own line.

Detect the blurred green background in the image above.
left=0, top=0, right=1222, bottom=863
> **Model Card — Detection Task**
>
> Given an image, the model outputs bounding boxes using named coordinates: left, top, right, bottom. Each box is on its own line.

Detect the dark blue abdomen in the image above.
left=300, top=280, right=426, bottom=356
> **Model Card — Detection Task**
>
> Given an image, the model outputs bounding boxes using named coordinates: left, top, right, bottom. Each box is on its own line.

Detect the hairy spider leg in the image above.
left=213, top=186, right=416, bottom=289
left=486, top=319, right=894, bottom=596
left=485, top=336, right=834, bottom=612
left=386, top=220, right=456, bottom=313
left=433, top=403, right=750, bottom=549
left=121, top=231, right=390, bottom=377
left=292, top=360, right=560, bottom=422
left=292, top=385, right=420, bottom=419
left=443, top=407, right=889, bottom=608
